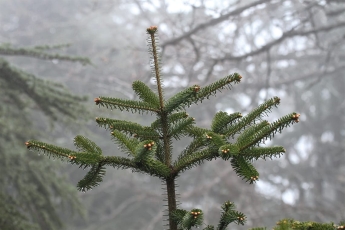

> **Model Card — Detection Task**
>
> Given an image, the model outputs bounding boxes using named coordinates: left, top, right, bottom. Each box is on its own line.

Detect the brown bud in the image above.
left=193, top=85, right=200, bottom=92
left=292, top=113, right=301, bottom=123
left=147, top=26, right=158, bottom=34
left=94, top=97, right=101, bottom=105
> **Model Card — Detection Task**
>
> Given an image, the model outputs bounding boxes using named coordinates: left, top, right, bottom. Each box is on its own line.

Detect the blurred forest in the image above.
left=1, top=0, right=345, bottom=230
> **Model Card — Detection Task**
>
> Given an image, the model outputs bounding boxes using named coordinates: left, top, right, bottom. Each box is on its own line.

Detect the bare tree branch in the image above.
left=161, top=0, right=272, bottom=48
left=216, top=20, right=345, bottom=62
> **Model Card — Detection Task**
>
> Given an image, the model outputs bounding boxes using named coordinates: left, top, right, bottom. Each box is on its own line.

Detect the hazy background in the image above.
left=1, top=0, right=345, bottom=229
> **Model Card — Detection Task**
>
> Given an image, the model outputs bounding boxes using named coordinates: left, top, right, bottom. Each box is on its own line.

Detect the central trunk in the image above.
left=166, top=176, right=177, bottom=230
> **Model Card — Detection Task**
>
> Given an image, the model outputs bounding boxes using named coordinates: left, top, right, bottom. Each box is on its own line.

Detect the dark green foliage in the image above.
left=151, top=111, right=189, bottom=129
left=110, top=130, right=139, bottom=156
left=95, top=97, right=159, bottom=114
left=77, top=163, right=105, bottom=192
left=71, top=152, right=102, bottom=166
left=230, top=156, right=259, bottom=183
left=195, top=73, right=242, bottom=102
left=1, top=43, right=89, bottom=230
left=211, top=111, right=242, bottom=134
left=174, top=148, right=218, bottom=173
left=225, top=97, right=280, bottom=137
left=241, top=146, right=285, bottom=161
left=0, top=192, right=40, bottom=230
left=168, top=116, right=195, bottom=140
left=0, top=150, right=82, bottom=230
left=235, top=112, right=300, bottom=150
left=217, top=201, right=246, bottom=229
left=132, top=80, right=160, bottom=107
left=134, top=140, right=157, bottom=162
left=26, top=140, right=75, bottom=161
left=135, top=158, right=170, bottom=178
left=164, top=85, right=200, bottom=113
left=0, top=44, right=90, bottom=65
left=101, top=156, right=136, bottom=170
left=0, top=58, right=87, bottom=120
left=259, top=218, right=342, bottom=230
left=26, top=27, right=301, bottom=230
left=96, top=117, right=160, bottom=140
left=74, top=135, right=102, bottom=155
left=164, top=73, right=241, bottom=114
left=218, top=144, right=240, bottom=160
left=172, top=201, right=246, bottom=230
left=236, top=120, right=270, bottom=145
left=171, top=209, right=204, bottom=230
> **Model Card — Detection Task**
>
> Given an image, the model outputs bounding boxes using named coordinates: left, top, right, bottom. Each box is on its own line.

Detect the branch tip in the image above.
left=94, top=97, right=101, bottom=105
left=193, top=85, right=200, bottom=92
left=147, top=26, right=158, bottom=34
left=291, top=113, right=301, bottom=123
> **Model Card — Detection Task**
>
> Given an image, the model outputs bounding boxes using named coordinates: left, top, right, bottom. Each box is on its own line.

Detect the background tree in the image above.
left=0, top=45, right=89, bottom=229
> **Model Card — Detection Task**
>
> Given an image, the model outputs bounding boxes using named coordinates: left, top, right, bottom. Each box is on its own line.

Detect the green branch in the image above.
left=147, top=26, right=165, bottom=109
left=0, top=44, right=91, bottom=65
left=237, top=113, right=300, bottom=150
left=94, top=97, right=160, bottom=113
left=96, top=117, right=160, bottom=140
left=132, top=80, right=160, bottom=107
left=225, top=97, right=281, bottom=137
left=195, top=73, right=242, bottom=102
left=241, top=146, right=286, bottom=161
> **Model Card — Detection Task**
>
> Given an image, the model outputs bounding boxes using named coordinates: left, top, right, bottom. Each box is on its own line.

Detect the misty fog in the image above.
left=1, top=0, right=344, bottom=229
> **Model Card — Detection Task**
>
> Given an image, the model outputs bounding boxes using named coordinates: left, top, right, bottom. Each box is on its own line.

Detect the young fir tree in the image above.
left=25, top=26, right=341, bottom=230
